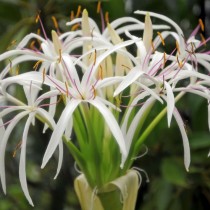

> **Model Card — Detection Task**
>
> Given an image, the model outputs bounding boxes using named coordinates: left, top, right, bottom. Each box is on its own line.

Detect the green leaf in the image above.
left=161, top=158, right=188, bottom=187
left=190, top=132, right=210, bottom=150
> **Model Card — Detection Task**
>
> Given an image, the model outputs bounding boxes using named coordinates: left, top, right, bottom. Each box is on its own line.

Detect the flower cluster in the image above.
left=0, top=7, right=210, bottom=206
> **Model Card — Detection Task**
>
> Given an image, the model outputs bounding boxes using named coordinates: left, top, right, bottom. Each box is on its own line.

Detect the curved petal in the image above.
left=17, top=33, right=46, bottom=48
left=19, top=113, right=35, bottom=206
left=41, top=99, right=80, bottom=169
left=0, top=119, right=5, bottom=142
left=126, top=98, right=155, bottom=150
left=54, top=141, right=63, bottom=180
left=164, top=81, right=175, bottom=127
left=114, top=67, right=144, bottom=97
left=121, top=92, right=149, bottom=136
left=173, top=108, right=190, bottom=171
left=0, top=111, right=30, bottom=194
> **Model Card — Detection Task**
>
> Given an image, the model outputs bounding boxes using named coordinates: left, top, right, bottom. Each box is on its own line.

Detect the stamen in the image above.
left=13, top=140, right=22, bottom=158
left=105, top=11, right=109, bottom=24
left=120, top=102, right=145, bottom=108
left=35, top=12, right=40, bottom=23
left=151, top=40, right=155, bottom=52
left=157, top=32, right=165, bottom=46
left=176, top=55, right=184, bottom=68
left=93, top=49, right=97, bottom=65
left=176, top=40, right=180, bottom=54
left=92, top=85, right=96, bottom=99
left=7, top=40, right=17, bottom=49
left=35, top=11, right=48, bottom=39
left=199, top=18, right=205, bottom=32
left=76, top=5, right=82, bottom=18
left=30, top=40, right=36, bottom=50
left=97, top=1, right=101, bottom=14
left=70, top=11, right=74, bottom=21
left=163, top=52, right=167, bottom=68
left=51, top=16, right=59, bottom=30
left=33, top=60, right=43, bottom=71
left=200, top=33, right=206, bottom=46
left=71, top=23, right=80, bottom=31
left=37, top=28, right=41, bottom=36
left=190, top=42, right=196, bottom=51
left=185, top=42, right=196, bottom=55
left=121, top=64, right=131, bottom=70
left=98, top=65, right=103, bottom=79
left=42, top=68, right=46, bottom=83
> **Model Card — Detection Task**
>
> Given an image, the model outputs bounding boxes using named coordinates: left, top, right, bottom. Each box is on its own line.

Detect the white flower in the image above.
left=1, top=54, right=128, bottom=169
left=0, top=84, right=63, bottom=206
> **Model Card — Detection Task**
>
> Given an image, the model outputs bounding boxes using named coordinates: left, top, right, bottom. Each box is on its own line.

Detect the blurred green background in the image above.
left=0, top=0, right=210, bottom=209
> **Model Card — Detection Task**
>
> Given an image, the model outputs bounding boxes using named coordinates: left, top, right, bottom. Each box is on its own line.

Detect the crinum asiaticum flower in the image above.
left=112, top=11, right=210, bottom=171
left=0, top=49, right=130, bottom=172
left=0, top=82, right=64, bottom=206
left=1, top=7, right=210, bottom=207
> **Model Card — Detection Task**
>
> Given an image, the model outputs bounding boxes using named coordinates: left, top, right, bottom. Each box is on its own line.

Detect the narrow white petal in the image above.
left=0, top=107, right=28, bottom=119
left=97, top=97, right=121, bottom=112
left=0, top=111, right=29, bottom=194
left=95, top=76, right=123, bottom=89
left=173, top=109, right=191, bottom=171
left=126, top=98, right=155, bottom=150
left=64, top=117, right=73, bottom=140
left=36, top=108, right=63, bottom=178
left=147, top=51, right=163, bottom=75
left=174, top=88, right=210, bottom=100
left=136, top=82, right=163, bottom=104
left=66, top=17, right=100, bottom=32
left=121, top=92, right=149, bottom=136
left=114, top=67, right=144, bottom=97
left=19, top=113, right=35, bottom=206
left=0, top=49, right=52, bottom=63
left=0, top=119, right=5, bottom=152
left=1, top=72, right=66, bottom=94
left=89, top=99, right=127, bottom=161
left=103, top=17, right=144, bottom=37
left=54, top=141, right=63, bottom=179
left=41, top=99, right=80, bottom=169
left=164, top=81, right=175, bottom=127
left=62, top=54, right=81, bottom=87
left=37, top=108, right=56, bottom=130
left=0, top=55, right=42, bottom=79
left=17, top=33, right=46, bottom=48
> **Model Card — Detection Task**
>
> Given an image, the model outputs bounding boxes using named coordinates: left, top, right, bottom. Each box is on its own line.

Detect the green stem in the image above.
left=98, top=189, right=123, bottom=210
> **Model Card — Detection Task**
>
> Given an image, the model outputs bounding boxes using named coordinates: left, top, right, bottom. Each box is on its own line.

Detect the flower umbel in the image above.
left=0, top=7, right=210, bottom=207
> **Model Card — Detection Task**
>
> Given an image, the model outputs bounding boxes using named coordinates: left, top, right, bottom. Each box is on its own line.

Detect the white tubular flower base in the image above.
left=74, top=170, right=140, bottom=210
